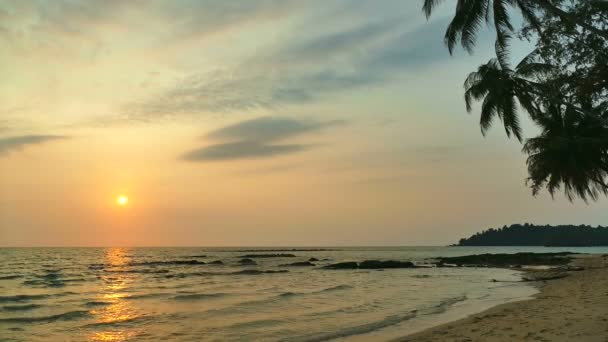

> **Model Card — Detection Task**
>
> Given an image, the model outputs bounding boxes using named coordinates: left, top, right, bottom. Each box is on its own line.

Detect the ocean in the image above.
left=1, top=246, right=607, bottom=341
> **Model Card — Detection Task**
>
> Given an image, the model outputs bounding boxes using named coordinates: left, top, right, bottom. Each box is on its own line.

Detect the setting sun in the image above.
left=116, top=195, right=129, bottom=206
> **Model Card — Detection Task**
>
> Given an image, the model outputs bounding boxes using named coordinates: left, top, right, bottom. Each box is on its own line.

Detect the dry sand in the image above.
left=399, top=254, right=608, bottom=342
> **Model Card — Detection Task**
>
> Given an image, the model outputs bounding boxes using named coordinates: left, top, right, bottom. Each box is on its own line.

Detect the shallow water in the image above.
left=1, top=246, right=606, bottom=341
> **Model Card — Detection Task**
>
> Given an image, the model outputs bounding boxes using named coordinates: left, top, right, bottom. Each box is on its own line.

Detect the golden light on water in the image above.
left=89, top=248, right=139, bottom=342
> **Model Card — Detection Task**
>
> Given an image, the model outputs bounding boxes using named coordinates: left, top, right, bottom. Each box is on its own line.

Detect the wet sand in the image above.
left=399, top=254, right=608, bottom=342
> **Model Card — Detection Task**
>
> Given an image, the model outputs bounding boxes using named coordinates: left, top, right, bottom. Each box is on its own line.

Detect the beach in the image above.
left=399, top=254, right=608, bottom=342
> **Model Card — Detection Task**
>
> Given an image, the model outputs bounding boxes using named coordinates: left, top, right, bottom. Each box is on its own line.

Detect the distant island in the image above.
left=456, top=224, right=608, bottom=247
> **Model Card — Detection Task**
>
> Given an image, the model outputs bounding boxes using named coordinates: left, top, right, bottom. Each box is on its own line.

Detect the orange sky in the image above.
left=0, top=1, right=605, bottom=246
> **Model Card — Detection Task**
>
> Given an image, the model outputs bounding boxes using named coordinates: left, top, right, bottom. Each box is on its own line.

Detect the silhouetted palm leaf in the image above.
left=423, top=0, right=538, bottom=54
left=423, top=0, right=608, bottom=51
left=524, top=105, right=608, bottom=202
left=464, top=57, right=552, bottom=141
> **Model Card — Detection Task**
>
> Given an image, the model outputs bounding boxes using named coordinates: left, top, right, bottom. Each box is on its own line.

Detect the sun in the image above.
left=116, top=195, right=129, bottom=206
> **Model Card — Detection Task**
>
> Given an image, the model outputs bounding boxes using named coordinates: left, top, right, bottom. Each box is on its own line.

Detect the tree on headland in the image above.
left=423, top=0, right=608, bottom=202
left=457, top=223, right=608, bottom=246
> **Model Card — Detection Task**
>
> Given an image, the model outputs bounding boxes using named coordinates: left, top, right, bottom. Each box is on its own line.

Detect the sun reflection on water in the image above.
left=88, top=248, right=140, bottom=342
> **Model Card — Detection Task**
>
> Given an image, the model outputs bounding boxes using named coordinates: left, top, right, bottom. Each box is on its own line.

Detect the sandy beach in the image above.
left=399, top=254, right=608, bottom=342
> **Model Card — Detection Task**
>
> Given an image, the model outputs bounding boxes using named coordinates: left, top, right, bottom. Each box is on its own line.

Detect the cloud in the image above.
left=207, top=116, right=344, bottom=142
left=0, top=135, right=67, bottom=156
left=0, top=0, right=305, bottom=57
left=181, top=116, right=343, bottom=162
left=182, top=141, right=310, bottom=161
left=130, top=14, right=453, bottom=117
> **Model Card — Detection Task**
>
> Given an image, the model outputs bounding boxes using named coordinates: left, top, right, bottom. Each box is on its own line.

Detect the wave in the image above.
left=223, top=284, right=346, bottom=310
left=125, top=293, right=169, bottom=300
left=171, top=293, right=229, bottom=301
left=0, top=291, right=79, bottom=304
left=233, top=249, right=338, bottom=252
left=290, top=295, right=469, bottom=341
left=104, top=269, right=170, bottom=274
left=128, top=260, right=205, bottom=266
left=205, top=290, right=301, bottom=314
left=317, top=284, right=353, bottom=293
left=0, top=310, right=91, bottom=324
left=2, top=304, right=43, bottom=311
left=83, top=315, right=151, bottom=328
left=0, top=294, right=50, bottom=303
left=83, top=301, right=112, bottom=307
left=163, top=271, right=217, bottom=279
left=0, top=275, right=22, bottom=280
left=39, top=268, right=61, bottom=274
left=226, top=318, right=284, bottom=330
left=23, top=279, right=64, bottom=288
left=23, top=276, right=89, bottom=288
left=230, top=270, right=289, bottom=275
left=424, top=295, right=468, bottom=315
left=36, top=272, right=61, bottom=279
left=277, top=284, right=353, bottom=298
left=88, top=264, right=106, bottom=270
left=293, top=311, right=419, bottom=342
left=163, top=269, right=289, bottom=279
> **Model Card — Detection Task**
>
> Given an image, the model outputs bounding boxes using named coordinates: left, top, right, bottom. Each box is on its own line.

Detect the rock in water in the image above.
left=323, top=260, right=416, bottom=269
left=279, top=261, right=315, bottom=267
left=323, top=262, right=359, bottom=269
left=239, top=258, right=257, bottom=265
left=238, top=254, right=296, bottom=258
left=358, top=260, right=415, bottom=269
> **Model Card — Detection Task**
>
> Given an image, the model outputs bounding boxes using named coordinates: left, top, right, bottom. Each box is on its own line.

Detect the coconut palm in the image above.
left=422, top=0, right=608, bottom=55
left=463, top=54, right=552, bottom=141
left=423, top=0, right=539, bottom=54
left=524, top=104, right=608, bottom=202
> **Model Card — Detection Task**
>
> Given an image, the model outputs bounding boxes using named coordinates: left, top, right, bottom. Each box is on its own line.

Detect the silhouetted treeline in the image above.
left=457, top=224, right=608, bottom=246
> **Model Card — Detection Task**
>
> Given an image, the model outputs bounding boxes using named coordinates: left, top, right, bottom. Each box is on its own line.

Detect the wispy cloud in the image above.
left=128, top=12, right=452, bottom=118
left=1, top=1, right=463, bottom=125
left=0, top=135, right=68, bottom=156
left=181, top=116, right=344, bottom=162
left=182, top=141, right=310, bottom=161
left=207, top=116, right=344, bottom=141
left=0, top=0, right=305, bottom=57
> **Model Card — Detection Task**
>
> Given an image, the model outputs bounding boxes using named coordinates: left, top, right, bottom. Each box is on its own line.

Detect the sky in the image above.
left=0, top=0, right=606, bottom=247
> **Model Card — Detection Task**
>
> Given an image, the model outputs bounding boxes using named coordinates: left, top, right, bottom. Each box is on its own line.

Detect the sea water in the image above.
left=1, top=246, right=606, bottom=341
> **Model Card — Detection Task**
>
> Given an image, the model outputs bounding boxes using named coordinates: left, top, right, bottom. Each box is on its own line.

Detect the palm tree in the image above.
left=463, top=55, right=552, bottom=141
left=535, top=0, right=608, bottom=40
left=424, top=0, right=608, bottom=202
left=422, top=0, right=538, bottom=54
left=422, top=0, right=608, bottom=55
left=524, top=104, right=608, bottom=202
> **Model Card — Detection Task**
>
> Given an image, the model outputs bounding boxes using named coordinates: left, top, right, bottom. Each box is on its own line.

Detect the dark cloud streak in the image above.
left=181, top=141, right=310, bottom=161
left=0, top=135, right=68, bottom=156
left=181, top=116, right=343, bottom=162
left=207, top=116, right=344, bottom=142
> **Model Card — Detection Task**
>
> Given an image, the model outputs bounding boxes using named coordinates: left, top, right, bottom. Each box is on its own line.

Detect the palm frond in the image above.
left=502, top=94, right=523, bottom=141
left=422, top=0, right=448, bottom=19
left=459, top=0, right=490, bottom=53
left=514, top=0, right=542, bottom=33
left=495, top=33, right=512, bottom=70
left=524, top=104, right=608, bottom=202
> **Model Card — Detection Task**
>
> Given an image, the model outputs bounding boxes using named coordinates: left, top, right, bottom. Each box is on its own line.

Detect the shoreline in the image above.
left=397, top=254, right=608, bottom=341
